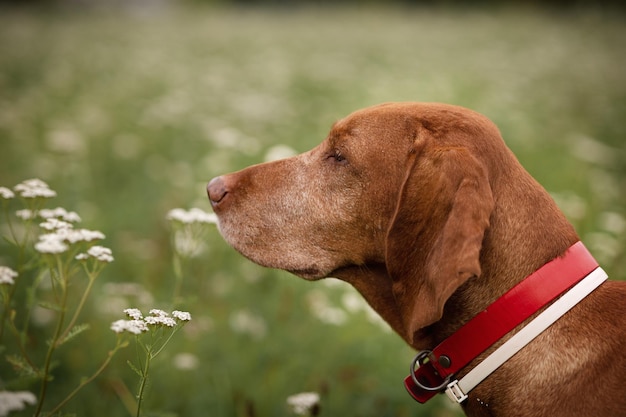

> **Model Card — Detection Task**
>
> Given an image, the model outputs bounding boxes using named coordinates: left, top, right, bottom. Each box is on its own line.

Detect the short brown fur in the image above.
left=208, top=102, right=626, bottom=417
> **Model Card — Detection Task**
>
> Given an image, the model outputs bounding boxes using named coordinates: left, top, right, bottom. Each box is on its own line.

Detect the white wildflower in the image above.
left=38, top=207, right=81, bottom=223
left=167, top=208, right=190, bottom=223
left=0, top=266, right=18, bottom=285
left=82, top=229, right=105, bottom=241
left=68, top=228, right=105, bottom=243
left=39, top=218, right=73, bottom=231
left=0, top=187, right=15, bottom=199
left=173, top=352, right=199, bottom=370
left=145, top=316, right=177, bottom=327
left=110, top=319, right=148, bottom=335
left=229, top=310, right=267, bottom=340
left=110, top=320, right=126, bottom=333
left=38, top=209, right=56, bottom=219
left=34, top=234, right=68, bottom=254
left=167, top=208, right=217, bottom=225
left=149, top=309, right=168, bottom=317
left=126, top=319, right=149, bottom=334
left=37, top=222, right=104, bottom=254
left=342, top=292, right=366, bottom=313
left=35, top=228, right=104, bottom=254
left=124, top=308, right=143, bottom=320
left=307, top=290, right=348, bottom=326
left=15, top=209, right=35, bottom=220
left=45, top=228, right=105, bottom=245
left=600, top=211, right=626, bottom=234
left=0, top=390, right=37, bottom=416
left=62, top=211, right=82, bottom=223
left=173, top=229, right=207, bottom=258
left=13, top=179, right=56, bottom=199
left=172, top=310, right=192, bottom=321
left=87, top=245, right=114, bottom=262
left=286, top=392, right=320, bottom=416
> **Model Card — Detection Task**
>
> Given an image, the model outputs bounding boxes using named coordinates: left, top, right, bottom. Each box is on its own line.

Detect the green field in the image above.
left=0, top=4, right=624, bottom=416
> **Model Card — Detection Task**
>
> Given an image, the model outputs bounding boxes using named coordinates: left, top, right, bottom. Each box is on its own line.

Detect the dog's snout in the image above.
left=207, top=176, right=228, bottom=206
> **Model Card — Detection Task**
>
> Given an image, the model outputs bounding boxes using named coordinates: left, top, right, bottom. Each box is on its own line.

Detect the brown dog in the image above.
left=207, top=102, right=626, bottom=417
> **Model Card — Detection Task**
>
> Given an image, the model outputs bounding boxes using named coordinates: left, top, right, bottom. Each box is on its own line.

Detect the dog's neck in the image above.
left=338, top=176, right=579, bottom=352
left=420, top=213, right=579, bottom=350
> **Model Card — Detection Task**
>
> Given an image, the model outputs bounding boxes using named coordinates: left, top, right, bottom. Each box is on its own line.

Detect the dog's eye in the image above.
left=328, top=150, right=347, bottom=165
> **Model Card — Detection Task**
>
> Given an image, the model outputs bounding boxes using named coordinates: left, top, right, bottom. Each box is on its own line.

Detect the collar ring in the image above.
left=410, top=350, right=451, bottom=392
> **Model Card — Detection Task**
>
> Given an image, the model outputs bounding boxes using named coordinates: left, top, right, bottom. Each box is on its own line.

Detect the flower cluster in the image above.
left=167, top=208, right=217, bottom=259
left=110, top=319, right=148, bottom=335
left=39, top=218, right=72, bottom=231
left=0, top=178, right=122, bottom=416
left=166, top=208, right=217, bottom=225
left=35, top=226, right=106, bottom=255
left=12, top=179, right=57, bottom=199
left=0, top=180, right=109, bottom=257
left=14, top=207, right=80, bottom=223
left=38, top=207, right=82, bottom=223
left=172, top=310, right=192, bottom=321
left=34, top=235, right=69, bottom=254
left=143, top=309, right=176, bottom=327
left=111, top=308, right=192, bottom=335
left=286, top=392, right=320, bottom=416
left=0, top=390, right=37, bottom=416
left=0, top=187, right=14, bottom=200
left=124, top=308, right=143, bottom=320
left=76, top=246, right=114, bottom=263
left=0, top=266, right=18, bottom=285
left=0, top=178, right=57, bottom=200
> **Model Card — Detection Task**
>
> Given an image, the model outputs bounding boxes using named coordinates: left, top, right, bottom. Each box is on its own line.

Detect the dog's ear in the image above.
left=385, top=143, right=494, bottom=344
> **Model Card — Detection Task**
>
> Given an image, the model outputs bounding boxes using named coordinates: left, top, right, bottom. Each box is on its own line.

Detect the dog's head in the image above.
left=208, top=102, right=503, bottom=343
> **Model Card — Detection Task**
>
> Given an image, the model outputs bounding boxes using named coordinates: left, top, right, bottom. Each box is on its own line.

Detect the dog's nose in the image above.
left=207, top=176, right=228, bottom=206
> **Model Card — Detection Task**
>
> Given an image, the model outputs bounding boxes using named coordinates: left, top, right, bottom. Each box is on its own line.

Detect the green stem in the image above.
left=3, top=203, right=18, bottom=246
left=46, top=339, right=127, bottom=415
left=135, top=350, right=151, bottom=417
left=57, top=269, right=98, bottom=345
left=0, top=208, right=22, bottom=341
left=0, top=286, right=12, bottom=342
left=20, top=269, right=47, bottom=348
left=6, top=315, right=39, bottom=372
left=151, top=326, right=180, bottom=358
left=34, top=309, right=65, bottom=417
left=172, top=253, right=183, bottom=306
left=34, top=261, right=68, bottom=417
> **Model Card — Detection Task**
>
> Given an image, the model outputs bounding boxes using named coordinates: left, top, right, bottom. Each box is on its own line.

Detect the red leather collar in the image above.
left=404, top=241, right=599, bottom=403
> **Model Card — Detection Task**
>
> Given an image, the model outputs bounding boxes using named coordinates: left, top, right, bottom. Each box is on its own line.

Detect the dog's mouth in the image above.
left=224, top=239, right=330, bottom=280
left=286, top=266, right=325, bottom=280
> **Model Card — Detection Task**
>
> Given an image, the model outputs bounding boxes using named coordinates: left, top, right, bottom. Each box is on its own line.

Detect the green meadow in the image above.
left=0, top=4, right=624, bottom=416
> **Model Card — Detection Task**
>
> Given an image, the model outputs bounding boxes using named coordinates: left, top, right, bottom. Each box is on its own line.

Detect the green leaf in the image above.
left=57, top=323, right=90, bottom=346
left=38, top=301, right=64, bottom=312
left=126, top=360, right=143, bottom=378
left=6, top=354, right=39, bottom=378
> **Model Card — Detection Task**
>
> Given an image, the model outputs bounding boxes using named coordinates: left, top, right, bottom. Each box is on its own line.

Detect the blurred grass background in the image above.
left=0, top=1, right=625, bottom=416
